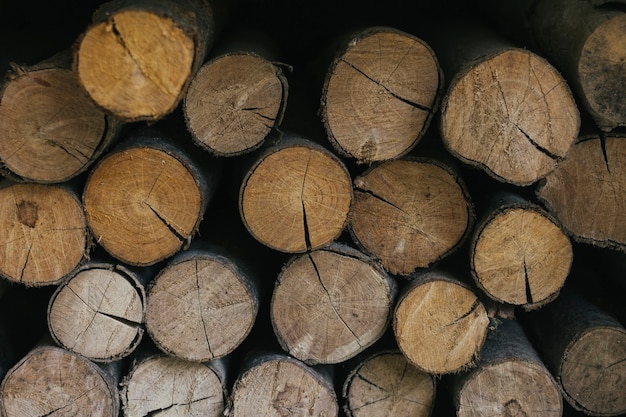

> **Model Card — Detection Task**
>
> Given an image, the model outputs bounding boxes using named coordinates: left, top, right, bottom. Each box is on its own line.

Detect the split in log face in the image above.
left=240, top=139, right=352, bottom=253
left=441, top=49, right=579, bottom=185
left=0, top=345, right=119, bottom=417
left=122, top=355, right=226, bottom=417
left=393, top=270, right=489, bottom=374
left=342, top=351, right=436, bottom=417
left=321, top=27, right=442, bottom=163
left=184, top=52, right=287, bottom=156
left=536, top=135, right=626, bottom=251
left=271, top=244, right=396, bottom=365
left=0, top=182, right=88, bottom=286
left=48, top=263, right=145, bottom=362
left=0, top=64, right=116, bottom=183
left=83, top=146, right=204, bottom=266
left=349, top=158, right=472, bottom=275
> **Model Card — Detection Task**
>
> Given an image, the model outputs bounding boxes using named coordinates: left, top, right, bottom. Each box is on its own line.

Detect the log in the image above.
left=47, top=261, right=146, bottom=362
left=320, top=26, right=443, bottom=163
left=270, top=242, right=397, bottom=364
left=470, top=192, right=573, bottom=309
left=536, top=133, right=626, bottom=252
left=349, top=156, right=473, bottom=276
left=238, top=132, right=352, bottom=253
left=225, top=351, right=338, bottom=417
left=82, top=126, right=221, bottom=266
left=121, top=347, right=227, bottom=417
left=341, top=349, right=436, bottom=417
left=0, top=180, right=89, bottom=286
left=0, top=51, right=121, bottom=183
left=0, top=343, right=120, bottom=417
left=523, top=292, right=626, bottom=416
left=393, top=269, right=490, bottom=374
left=418, top=17, right=580, bottom=186
left=145, top=240, right=261, bottom=362
left=74, top=0, right=218, bottom=122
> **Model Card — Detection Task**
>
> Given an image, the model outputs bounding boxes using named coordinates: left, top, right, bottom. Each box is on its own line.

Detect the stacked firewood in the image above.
left=0, top=0, right=625, bottom=416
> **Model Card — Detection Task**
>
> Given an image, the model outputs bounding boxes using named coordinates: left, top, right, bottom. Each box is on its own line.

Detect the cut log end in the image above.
left=322, top=27, right=442, bottom=163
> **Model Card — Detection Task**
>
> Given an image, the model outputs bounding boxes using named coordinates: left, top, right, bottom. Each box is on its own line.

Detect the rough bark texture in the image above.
left=74, top=0, right=216, bottom=121
left=184, top=51, right=288, bottom=156
left=270, top=242, right=397, bottom=365
left=470, top=192, right=572, bottom=309
left=239, top=133, right=352, bottom=253
left=82, top=127, right=220, bottom=266
left=453, top=318, right=562, bottom=417
left=393, top=269, right=490, bottom=374
left=47, top=261, right=145, bottom=362
left=349, top=157, right=473, bottom=276
left=421, top=17, right=579, bottom=186
left=0, top=51, right=120, bottom=183
left=0, top=180, right=89, bottom=286
left=523, top=292, right=626, bottom=416
left=0, top=344, right=120, bottom=417
left=536, top=134, right=626, bottom=252
left=226, top=351, right=338, bottom=417
left=145, top=240, right=260, bottom=362
left=320, top=26, right=443, bottom=163
left=342, top=350, right=436, bottom=417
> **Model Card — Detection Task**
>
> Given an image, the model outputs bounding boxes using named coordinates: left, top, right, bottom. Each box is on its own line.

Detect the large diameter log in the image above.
left=47, top=261, right=145, bottom=362
left=349, top=157, right=473, bottom=276
left=536, top=134, right=626, bottom=251
left=239, top=133, right=352, bottom=253
left=0, top=51, right=120, bottom=183
left=226, top=351, right=338, bottom=417
left=121, top=351, right=227, bottom=417
left=393, top=269, right=490, bottom=374
left=271, top=243, right=397, bottom=365
left=145, top=240, right=260, bottom=362
left=420, top=18, right=579, bottom=186
left=342, top=350, right=436, bottom=417
left=453, top=318, right=562, bottom=417
left=83, top=128, right=220, bottom=266
left=184, top=51, right=288, bottom=156
left=74, top=0, right=217, bottom=122
left=523, top=292, right=626, bottom=416
left=0, top=344, right=120, bottom=417
left=0, top=180, right=89, bottom=286
left=470, top=193, right=572, bottom=309
left=320, top=26, right=443, bottom=163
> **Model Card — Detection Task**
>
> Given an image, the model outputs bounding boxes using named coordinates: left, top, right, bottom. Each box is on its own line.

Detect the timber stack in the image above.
left=0, top=0, right=625, bottom=416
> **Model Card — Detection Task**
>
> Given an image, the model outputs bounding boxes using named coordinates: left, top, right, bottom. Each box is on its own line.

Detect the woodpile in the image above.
left=0, top=0, right=626, bottom=416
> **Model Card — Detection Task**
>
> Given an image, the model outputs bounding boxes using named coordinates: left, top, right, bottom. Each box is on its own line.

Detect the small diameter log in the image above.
left=349, top=157, right=473, bottom=276
left=0, top=51, right=120, bottom=183
left=453, top=318, right=562, bottom=417
left=239, top=133, right=352, bottom=253
left=424, top=18, right=579, bottom=186
left=121, top=351, right=227, bottom=417
left=226, top=351, right=338, bottom=417
left=270, top=243, right=397, bottom=365
left=184, top=51, right=288, bottom=156
left=342, top=350, right=436, bottom=417
left=0, top=344, right=120, bottom=417
left=536, top=134, right=626, bottom=251
left=0, top=180, right=89, bottom=286
left=83, top=128, right=220, bottom=266
left=470, top=193, right=572, bottom=309
left=523, top=292, right=626, bottom=416
left=47, top=261, right=145, bottom=362
left=393, top=269, right=490, bottom=374
left=74, top=0, right=216, bottom=121
left=145, top=240, right=260, bottom=362
left=320, top=26, right=443, bottom=163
